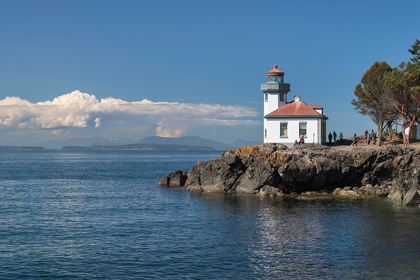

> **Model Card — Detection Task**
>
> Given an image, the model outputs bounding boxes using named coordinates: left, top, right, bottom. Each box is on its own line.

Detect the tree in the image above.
left=409, top=39, right=420, bottom=64
left=386, top=62, right=420, bottom=145
left=352, top=61, right=397, bottom=146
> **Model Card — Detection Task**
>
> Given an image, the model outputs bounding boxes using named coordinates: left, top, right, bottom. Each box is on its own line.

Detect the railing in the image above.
left=261, top=83, right=290, bottom=92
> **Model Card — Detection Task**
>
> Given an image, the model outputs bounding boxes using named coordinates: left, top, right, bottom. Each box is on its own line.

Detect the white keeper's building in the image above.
left=262, top=65, right=328, bottom=145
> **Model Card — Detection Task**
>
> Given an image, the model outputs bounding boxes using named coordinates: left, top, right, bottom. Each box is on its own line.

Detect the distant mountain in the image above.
left=62, top=143, right=214, bottom=151
left=138, top=136, right=260, bottom=151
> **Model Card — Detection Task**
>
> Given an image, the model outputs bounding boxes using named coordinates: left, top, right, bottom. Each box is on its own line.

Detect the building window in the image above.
left=265, top=94, right=268, bottom=102
left=264, top=129, right=267, bottom=139
left=280, top=94, right=284, bottom=102
left=299, top=122, right=307, bottom=138
left=280, top=122, right=288, bottom=138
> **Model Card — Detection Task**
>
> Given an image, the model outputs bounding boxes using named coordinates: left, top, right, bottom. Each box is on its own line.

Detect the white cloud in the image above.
left=94, top=117, right=101, bottom=128
left=155, top=126, right=183, bottom=138
left=0, top=90, right=260, bottom=140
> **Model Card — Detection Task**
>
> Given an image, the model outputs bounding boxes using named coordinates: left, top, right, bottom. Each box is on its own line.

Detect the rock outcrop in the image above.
left=158, top=143, right=420, bottom=206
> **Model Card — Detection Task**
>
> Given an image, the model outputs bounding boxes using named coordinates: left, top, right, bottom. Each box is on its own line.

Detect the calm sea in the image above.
left=1, top=150, right=420, bottom=279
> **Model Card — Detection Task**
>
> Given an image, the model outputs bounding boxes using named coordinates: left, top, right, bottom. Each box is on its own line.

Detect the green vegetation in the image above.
left=385, top=62, right=420, bottom=145
left=353, top=39, right=420, bottom=146
left=351, top=61, right=397, bottom=146
left=409, top=39, right=420, bottom=64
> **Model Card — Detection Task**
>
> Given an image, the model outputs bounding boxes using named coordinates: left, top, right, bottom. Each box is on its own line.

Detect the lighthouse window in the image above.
left=280, top=122, right=288, bottom=138
left=264, top=129, right=267, bottom=139
left=280, top=94, right=284, bottom=101
left=265, top=94, right=268, bottom=102
left=299, top=122, right=307, bottom=138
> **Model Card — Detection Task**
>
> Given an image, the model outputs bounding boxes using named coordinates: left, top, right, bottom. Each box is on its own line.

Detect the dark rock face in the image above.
left=157, top=170, right=187, bottom=187
left=158, top=143, right=420, bottom=206
left=233, top=157, right=279, bottom=194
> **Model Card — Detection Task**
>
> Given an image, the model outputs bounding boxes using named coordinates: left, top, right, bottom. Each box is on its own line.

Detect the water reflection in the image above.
left=192, top=193, right=420, bottom=279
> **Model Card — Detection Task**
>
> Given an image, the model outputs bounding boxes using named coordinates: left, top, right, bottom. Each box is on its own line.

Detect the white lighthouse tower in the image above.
left=262, top=65, right=291, bottom=116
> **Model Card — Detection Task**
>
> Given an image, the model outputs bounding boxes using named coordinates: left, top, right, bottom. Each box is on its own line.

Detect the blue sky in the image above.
left=0, top=0, right=419, bottom=144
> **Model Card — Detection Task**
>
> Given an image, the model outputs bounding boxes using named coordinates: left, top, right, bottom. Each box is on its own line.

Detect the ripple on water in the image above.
left=1, top=150, right=420, bottom=279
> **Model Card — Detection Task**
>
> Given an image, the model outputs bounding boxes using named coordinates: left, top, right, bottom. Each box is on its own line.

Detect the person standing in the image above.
left=371, top=129, right=376, bottom=145
left=351, top=132, right=358, bottom=146
left=339, top=132, right=343, bottom=145
left=367, top=133, right=371, bottom=145
left=333, top=131, right=337, bottom=145
left=328, top=132, right=332, bottom=144
left=364, top=129, right=368, bottom=140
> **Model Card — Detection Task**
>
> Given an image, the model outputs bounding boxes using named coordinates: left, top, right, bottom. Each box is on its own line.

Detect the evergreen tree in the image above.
left=409, top=39, right=420, bottom=64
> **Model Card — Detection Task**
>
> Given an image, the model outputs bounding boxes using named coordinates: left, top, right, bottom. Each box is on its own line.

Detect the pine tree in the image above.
left=409, top=39, right=420, bottom=64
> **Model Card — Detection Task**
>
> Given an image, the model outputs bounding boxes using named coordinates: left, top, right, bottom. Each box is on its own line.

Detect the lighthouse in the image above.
left=262, top=65, right=328, bottom=145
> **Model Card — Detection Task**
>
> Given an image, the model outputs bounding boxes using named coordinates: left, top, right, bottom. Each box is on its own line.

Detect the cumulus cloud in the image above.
left=0, top=90, right=260, bottom=139
left=155, top=126, right=183, bottom=138
left=94, top=117, right=101, bottom=128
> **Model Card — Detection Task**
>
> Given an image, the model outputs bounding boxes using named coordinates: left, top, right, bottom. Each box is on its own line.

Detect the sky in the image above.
left=0, top=0, right=419, bottom=145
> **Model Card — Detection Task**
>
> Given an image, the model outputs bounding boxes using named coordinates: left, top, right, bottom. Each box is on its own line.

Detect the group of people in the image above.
left=351, top=129, right=376, bottom=146
left=294, top=130, right=379, bottom=146
left=294, top=129, right=378, bottom=146
left=328, top=131, right=343, bottom=145
left=365, top=129, right=377, bottom=145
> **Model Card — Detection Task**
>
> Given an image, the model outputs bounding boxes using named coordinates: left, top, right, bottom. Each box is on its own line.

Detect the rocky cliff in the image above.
left=158, top=143, right=420, bottom=206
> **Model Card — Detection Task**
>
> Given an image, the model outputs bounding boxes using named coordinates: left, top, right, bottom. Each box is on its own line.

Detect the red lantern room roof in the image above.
left=267, top=64, right=285, bottom=76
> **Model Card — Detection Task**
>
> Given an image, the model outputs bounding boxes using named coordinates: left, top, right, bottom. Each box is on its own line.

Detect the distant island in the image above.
left=0, top=146, right=44, bottom=150
left=62, top=143, right=214, bottom=151
left=138, top=136, right=260, bottom=151
left=0, top=136, right=260, bottom=150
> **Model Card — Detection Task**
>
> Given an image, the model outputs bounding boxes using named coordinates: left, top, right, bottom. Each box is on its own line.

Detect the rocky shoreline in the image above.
left=158, top=143, right=420, bottom=207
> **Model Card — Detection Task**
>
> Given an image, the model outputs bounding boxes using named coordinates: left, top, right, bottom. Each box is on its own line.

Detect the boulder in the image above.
left=186, top=158, right=244, bottom=193
left=233, top=157, right=278, bottom=194
left=403, top=187, right=420, bottom=206
left=158, top=170, right=187, bottom=187
left=258, top=186, right=284, bottom=197
left=375, top=185, right=390, bottom=197
left=364, top=184, right=373, bottom=191
left=388, top=187, right=404, bottom=203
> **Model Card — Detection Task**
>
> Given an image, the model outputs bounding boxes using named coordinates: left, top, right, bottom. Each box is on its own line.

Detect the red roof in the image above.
left=266, top=100, right=327, bottom=119
left=267, top=64, right=285, bottom=76
left=309, top=104, right=323, bottom=109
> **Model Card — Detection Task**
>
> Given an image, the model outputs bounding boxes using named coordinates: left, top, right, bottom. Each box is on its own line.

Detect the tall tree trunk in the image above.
left=386, top=121, right=393, bottom=141
left=401, top=124, right=406, bottom=145
left=406, top=117, right=417, bottom=145
left=377, top=123, right=382, bottom=147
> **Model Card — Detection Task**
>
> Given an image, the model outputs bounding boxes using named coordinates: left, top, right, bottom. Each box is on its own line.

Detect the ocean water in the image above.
left=1, top=150, right=420, bottom=279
